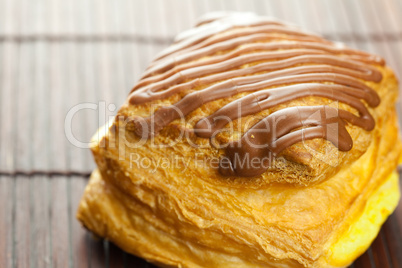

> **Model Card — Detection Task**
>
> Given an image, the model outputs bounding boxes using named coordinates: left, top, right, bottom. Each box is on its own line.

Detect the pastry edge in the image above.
left=77, top=167, right=400, bottom=268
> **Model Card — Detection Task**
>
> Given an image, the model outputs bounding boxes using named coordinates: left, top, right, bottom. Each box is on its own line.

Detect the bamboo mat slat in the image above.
left=14, top=177, right=32, bottom=267
left=69, top=177, right=90, bottom=268
left=0, top=176, right=13, bottom=267
left=0, top=43, right=19, bottom=172
left=51, top=177, right=70, bottom=267
left=1, top=0, right=402, bottom=267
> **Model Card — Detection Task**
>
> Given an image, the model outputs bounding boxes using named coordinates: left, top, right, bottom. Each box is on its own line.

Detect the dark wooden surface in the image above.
left=0, top=0, right=402, bottom=267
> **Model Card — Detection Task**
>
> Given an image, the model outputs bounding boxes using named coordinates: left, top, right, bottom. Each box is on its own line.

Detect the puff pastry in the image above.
left=77, top=12, right=402, bottom=267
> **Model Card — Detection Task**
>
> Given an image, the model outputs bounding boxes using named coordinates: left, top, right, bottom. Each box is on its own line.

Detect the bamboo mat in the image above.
left=0, top=0, right=402, bottom=267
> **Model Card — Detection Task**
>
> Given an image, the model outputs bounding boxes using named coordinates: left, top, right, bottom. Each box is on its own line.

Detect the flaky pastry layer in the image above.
left=77, top=169, right=400, bottom=268
left=78, top=103, right=401, bottom=267
left=77, top=12, right=402, bottom=268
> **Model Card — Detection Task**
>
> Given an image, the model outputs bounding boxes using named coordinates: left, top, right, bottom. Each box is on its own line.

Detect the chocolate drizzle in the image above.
left=219, top=106, right=354, bottom=177
left=126, top=12, right=384, bottom=177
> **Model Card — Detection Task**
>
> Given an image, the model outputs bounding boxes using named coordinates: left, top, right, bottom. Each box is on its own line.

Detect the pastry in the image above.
left=77, top=12, right=401, bottom=267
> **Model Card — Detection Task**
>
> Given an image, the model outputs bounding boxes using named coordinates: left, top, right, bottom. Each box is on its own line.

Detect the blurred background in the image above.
left=0, top=0, right=401, bottom=267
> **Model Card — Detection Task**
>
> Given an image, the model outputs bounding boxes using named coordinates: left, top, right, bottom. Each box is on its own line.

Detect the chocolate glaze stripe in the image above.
left=130, top=53, right=381, bottom=103
left=131, top=65, right=378, bottom=105
left=155, top=22, right=285, bottom=61
left=219, top=106, right=353, bottom=177
left=153, top=24, right=329, bottom=63
left=127, top=13, right=384, bottom=177
left=134, top=49, right=326, bottom=91
left=194, top=83, right=376, bottom=136
left=132, top=77, right=378, bottom=138
left=142, top=40, right=384, bottom=79
left=132, top=50, right=381, bottom=96
left=146, top=33, right=333, bottom=73
left=133, top=49, right=324, bottom=91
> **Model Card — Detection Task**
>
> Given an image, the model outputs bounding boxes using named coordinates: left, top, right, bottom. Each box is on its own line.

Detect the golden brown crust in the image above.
left=116, top=65, right=397, bottom=186
left=115, top=12, right=395, bottom=184
left=77, top=12, right=402, bottom=268
left=78, top=102, right=401, bottom=267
